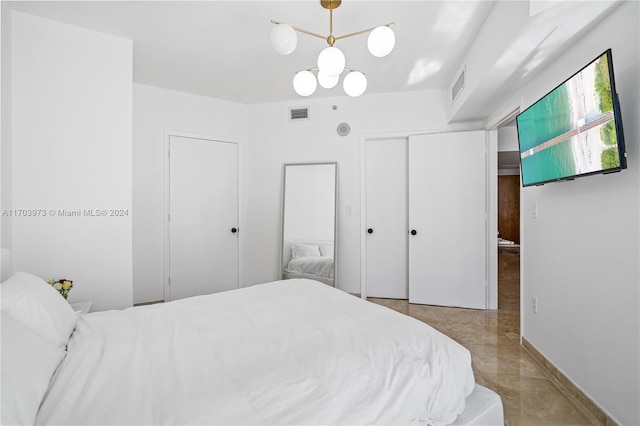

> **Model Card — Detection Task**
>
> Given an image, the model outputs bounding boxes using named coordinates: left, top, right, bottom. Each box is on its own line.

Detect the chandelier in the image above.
left=270, top=0, right=395, bottom=97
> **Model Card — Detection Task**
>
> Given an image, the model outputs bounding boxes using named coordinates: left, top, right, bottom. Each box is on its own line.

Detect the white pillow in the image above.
left=319, top=244, right=334, bottom=257
left=1, top=312, right=66, bottom=426
left=1, top=272, right=78, bottom=348
left=291, top=244, right=321, bottom=259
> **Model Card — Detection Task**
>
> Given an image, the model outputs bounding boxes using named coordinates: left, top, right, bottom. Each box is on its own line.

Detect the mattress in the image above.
left=452, top=384, right=504, bottom=425
left=283, top=271, right=334, bottom=286
left=285, top=255, right=334, bottom=278
left=35, top=279, right=495, bottom=425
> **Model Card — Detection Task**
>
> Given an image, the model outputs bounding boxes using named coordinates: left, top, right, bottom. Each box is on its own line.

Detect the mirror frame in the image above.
left=280, top=162, right=338, bottom=288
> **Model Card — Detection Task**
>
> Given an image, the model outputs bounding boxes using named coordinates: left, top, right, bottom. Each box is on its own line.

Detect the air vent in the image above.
left=451, top=68, right=466, bottom=103
left=289, top=107, right=309, bottom=121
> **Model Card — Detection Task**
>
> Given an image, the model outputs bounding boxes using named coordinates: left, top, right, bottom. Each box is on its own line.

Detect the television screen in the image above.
left=516, top=49, right=627, bottom=187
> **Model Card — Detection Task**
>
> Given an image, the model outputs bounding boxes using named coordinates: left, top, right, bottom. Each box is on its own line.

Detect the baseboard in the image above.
left=133, top=299, right=164, bottom=307
left=521, top=337, right=619, bottom=426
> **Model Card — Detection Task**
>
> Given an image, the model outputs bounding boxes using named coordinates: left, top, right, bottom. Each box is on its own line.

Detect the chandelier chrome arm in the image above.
left=297, top=65, right=362, bottom=74
left=334, top=23, right=394, bottom=42
left=271, top=20, right=395, bottom=46
left=270, top=20, right=326, bottom=42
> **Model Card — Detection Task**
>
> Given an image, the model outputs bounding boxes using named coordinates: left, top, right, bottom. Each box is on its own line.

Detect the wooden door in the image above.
left=168, top=135, right=239, bottom=301
left=408, top=131, right=487, bottom=309
left=498, top=175, right=520, bottom=243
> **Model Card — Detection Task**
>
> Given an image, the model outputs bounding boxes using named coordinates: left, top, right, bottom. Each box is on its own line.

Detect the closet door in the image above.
left=408, top=131, right=486, bottom=309
left=364, top=138, right=408, bottom=299
left=168, top=135, right=239, bottom=301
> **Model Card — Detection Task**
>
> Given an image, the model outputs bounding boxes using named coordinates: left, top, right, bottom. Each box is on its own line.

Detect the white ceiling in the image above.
left=7, top=0, right=621, bottom=116
left=7, top=1, right=493, bottom=103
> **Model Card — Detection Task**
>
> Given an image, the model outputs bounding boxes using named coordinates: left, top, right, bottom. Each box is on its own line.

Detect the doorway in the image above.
left=496, top=119, right=521, bottom=311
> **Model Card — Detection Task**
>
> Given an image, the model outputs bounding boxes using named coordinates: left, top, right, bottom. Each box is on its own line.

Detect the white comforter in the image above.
left=37, top=279, right=475, bottom=425
left=285, top=256, right=334, bottom=278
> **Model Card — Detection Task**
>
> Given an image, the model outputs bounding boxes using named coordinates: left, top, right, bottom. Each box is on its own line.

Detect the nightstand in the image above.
left=69, top=301, right=93, bottom=315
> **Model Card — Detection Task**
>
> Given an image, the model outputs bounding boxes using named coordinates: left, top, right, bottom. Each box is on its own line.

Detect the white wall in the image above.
left=1, top=2, right=12, bottom=281
left=497, top=126, right=520, bottom=176
left=132, top=84, right=248, bottom=304
left=493, top=2, right=639, bottom=424
left=497, top=126, right=518, bottom=152
left=10, top=11, right=133, bottom=311
left=246, top=90, right=481, bottom=294
left=447, top=1, right=529, bottom=122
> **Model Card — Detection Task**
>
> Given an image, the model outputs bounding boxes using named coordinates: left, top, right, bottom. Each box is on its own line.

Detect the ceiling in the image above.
left=7, top=1, right=494, bottom=104
left=7, top=0, right=620, bottom=114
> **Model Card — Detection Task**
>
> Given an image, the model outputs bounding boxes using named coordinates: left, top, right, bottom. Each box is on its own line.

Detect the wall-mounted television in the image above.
left=516, top=49, right=627, bottom=187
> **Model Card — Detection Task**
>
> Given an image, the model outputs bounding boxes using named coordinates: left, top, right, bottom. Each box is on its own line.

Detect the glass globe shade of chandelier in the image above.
left=317, top=72, right=340, bottom=89
left=293, top=70, right=318, bottom=96
left=343, top=71, right=367, bottom=97
left=270, top=24, right=298, bottom=55
left=317, top=46, right=346, bottom=77
left=367, top=25, right=395, bottom=58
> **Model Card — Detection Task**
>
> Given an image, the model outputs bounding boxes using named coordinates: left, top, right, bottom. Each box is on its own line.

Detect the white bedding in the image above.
left=285, top=255, right=334, bottom=278
left=37, top=279, right=475, bottom=425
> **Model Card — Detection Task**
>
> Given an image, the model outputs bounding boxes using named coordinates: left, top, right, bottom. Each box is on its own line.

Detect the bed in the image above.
left=282, top=240, right=334, bottom=285
left=1, top=272, right=503, bottom=425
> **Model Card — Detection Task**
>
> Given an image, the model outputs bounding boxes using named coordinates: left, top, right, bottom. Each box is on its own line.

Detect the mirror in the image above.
left=281, top=163, right=337, bottom=287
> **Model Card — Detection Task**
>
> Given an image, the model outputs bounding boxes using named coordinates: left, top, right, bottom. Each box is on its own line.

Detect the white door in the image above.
left=168, top=135, right=239, bottom=301
left=408, top=131, right=486, bottom=309
left=364, top=138, right=408, bottom=299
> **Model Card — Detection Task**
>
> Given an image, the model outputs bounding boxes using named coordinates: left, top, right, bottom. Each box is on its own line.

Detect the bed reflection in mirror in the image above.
left=281, top=163, right=337, bottom=287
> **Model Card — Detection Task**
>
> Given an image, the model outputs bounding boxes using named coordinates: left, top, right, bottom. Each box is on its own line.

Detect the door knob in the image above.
left=367, top=228, right=374, bottom=234
left=231, top=227, right=238, bottom=233
left=410, top=229, right=417, bottom=236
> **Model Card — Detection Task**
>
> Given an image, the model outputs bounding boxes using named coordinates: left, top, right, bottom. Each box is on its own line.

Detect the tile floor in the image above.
left=368, top=248, right=597, bottom=426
